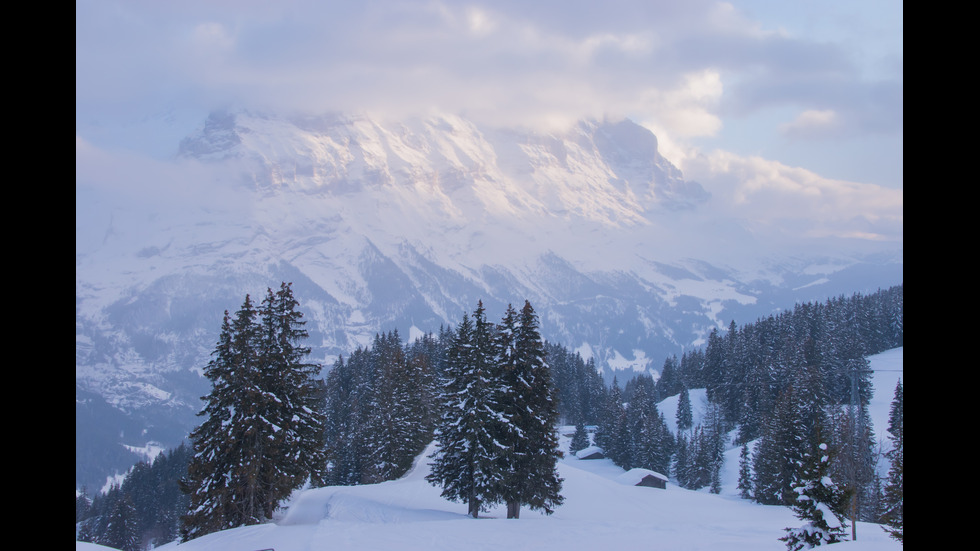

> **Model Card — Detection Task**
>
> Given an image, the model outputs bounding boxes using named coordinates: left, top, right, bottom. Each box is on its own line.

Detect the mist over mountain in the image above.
left=75, top=109, right=902, bottom=491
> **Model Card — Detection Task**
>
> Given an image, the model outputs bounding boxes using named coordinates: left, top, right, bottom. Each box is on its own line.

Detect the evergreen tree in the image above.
left=180, top=307, right=243, bottom=539
left=753, top=363, right=830, bottom=506
left=672, top=432, right=691, bottom=488
left=622, top=380, right=673, bottom=476
left=685, top=426, right=711, bottom=490
left=181, top=285, right=325, bottom=540
left=547, top=342, right=582, bottom=425
left=570, top=422, right=590, bottom=455
left=257, top=283, right=329, bottom=490
left=101, top=491, right=141, bottom=551
left=219, top=293, right=270, bottom=527
left=737, top=353, right=775, bottom=444
left=779, top=440, right=852, bottom=550
left=427, top=304, right=505, bottom=518
left=704, top=402, right=726, bottom=493
left=77, top=518, right=97, bottom=544
left=362, top=330, right=436, bottom=483
left=497, top=301, right=564, bottom=518
left=593, top=377, right=623, bottom=460
left=580, top=356, right=606, bottom=425
left=605, top=393, right=632, bottom=469
left=76, top=486, right=91, bottom=524
left=323, top=348, right=374, bottom=485
left=676, top=386, right=693, bottom=432
left=656, top=354, right=680, bottom=398
left=881, top=380, right=903, bottom=543
left=652, top=411, right=676, bottom=475
left=737, top=442, right=753, bottom=499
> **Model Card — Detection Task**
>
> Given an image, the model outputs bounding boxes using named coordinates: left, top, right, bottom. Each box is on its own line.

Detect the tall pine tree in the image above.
left=257, top=282, right=328, bottom=490
left=497, top=301, right=564, bottom=518
left=881, top=379, right=903, bottom=542
left=676, top=386, right=693, bottom=433
left=427, top=304, right=505, bottom=518
left=181, top=304, right=249, bottom=539
left=181, top=285, right=326, bottom=541
left=779, top=439, right=852, bottom=550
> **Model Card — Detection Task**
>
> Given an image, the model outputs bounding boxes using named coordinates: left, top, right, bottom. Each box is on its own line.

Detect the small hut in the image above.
left=574, top=445, right=605, bottom=460
left=616, top=468, right=668, bottom=489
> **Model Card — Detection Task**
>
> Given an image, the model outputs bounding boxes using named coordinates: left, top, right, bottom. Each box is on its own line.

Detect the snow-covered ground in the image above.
left=79, top=348, right=902, bottom=551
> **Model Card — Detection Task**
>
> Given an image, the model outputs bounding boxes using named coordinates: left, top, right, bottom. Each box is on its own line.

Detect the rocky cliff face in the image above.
left=75, top=109, right=902, bottom=490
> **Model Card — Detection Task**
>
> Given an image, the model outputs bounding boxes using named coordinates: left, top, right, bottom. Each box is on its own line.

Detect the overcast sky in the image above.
left=76, top=0, right=902, bottom=251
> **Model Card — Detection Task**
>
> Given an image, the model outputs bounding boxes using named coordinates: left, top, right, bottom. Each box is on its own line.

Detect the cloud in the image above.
left=75, top=135, right=253, bottom=211
left=76, top=0, right=902, bottom=249
left=686, top=149, right=903, bottom=243
left=78, top=1, right=884, bottom=132
left=779, top=109, right=841, bottom=138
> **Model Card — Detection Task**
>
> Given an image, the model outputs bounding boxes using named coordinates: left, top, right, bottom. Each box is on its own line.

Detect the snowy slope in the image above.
left=81, top=348, right=901, bottom=551
left=142, top=446, right=900, bottom=551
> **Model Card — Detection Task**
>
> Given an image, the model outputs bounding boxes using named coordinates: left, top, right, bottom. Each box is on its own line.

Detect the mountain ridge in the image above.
left=75, top=108, right=902, bottom=491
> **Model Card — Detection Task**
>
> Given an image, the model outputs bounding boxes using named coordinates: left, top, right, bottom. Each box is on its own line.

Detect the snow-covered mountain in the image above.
left=75, top=110, right=902, bottom=491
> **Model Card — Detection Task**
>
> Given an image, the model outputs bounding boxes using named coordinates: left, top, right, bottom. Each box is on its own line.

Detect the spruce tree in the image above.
left=881, top=380, right=903, bottom=542
left=101, top=491, right=141, bottom=551
left=649, top=411, right=675, bottom=475
left=180, top=307, right=242, bottom=539
left=737, top=442, right=753, bottom=499
left=676, top=386, right=693, bottom=432
left=498, top=300, right=564, bottom=518
left=594, top=377, right=624, bottom=461
left=685, top=423, right=721, bottom=491
left=257, top=282, right=328, bottom=490
left=570, top=422, right=590, bottom=455
left=219, top=293, right=270, bottom=527
left=427, top=304, right=505, bottom=518
left=363, top=330, right=435, bottom=483
left=779, top=440, right=852, bottom=550
left=181, top=286, right=325, bottom=540
left=76, top=486, right=91, bottom=524
left=324, top=349, right=373, bottom=486
left=753, top=363, right=830, bottom=506
left=657, top=355, right=681, bottom=397
left=672, top=432, right=691, bottom=488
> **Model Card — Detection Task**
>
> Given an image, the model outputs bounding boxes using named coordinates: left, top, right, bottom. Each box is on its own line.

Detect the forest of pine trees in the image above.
left=76, top=284, right=903, bottom=548
left=76, top=444, right=192, bottom=550
left=579, top=285, right=902, bottom=526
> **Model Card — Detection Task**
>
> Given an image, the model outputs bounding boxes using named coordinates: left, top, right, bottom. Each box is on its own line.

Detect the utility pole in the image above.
left=847, top=362, right=874, bottom=541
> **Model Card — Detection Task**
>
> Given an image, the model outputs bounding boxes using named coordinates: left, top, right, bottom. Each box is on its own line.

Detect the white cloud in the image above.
left=686, top=149, right=902, bottom=243
left=465, top=6, right=497, bottom=35
left=779, top=109, right=841, bottom=138
left=76, top=0, right=902, bottom=249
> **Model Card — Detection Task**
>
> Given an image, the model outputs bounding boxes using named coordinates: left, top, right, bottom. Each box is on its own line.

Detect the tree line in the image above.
left=76, top=443, right=191, bottom=551
left=76, top=283, right=903, bottom=547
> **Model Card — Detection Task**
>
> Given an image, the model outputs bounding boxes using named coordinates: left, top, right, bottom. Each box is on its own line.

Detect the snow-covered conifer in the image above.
left=181, top=285, right=326, bottom=540
left=779, top=440, right=852, bottom=550
left=427, top=304, right=506, bottom=518
left=881, top=380, right=903, bottom=542
left=497, top=301, right=564, bottom=518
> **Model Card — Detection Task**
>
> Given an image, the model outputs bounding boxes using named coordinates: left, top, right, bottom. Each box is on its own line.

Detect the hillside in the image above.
left=78, top=347, right=902, bottom=551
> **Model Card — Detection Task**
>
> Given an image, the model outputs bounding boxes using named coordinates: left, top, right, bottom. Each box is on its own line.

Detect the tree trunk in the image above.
left=468, top=497, right=481, bottom=518
left=507, top=501, right=520, bottom=519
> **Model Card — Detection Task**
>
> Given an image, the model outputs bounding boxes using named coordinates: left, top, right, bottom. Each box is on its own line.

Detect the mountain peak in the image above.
left=175, top=110, right=708, bottom=222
